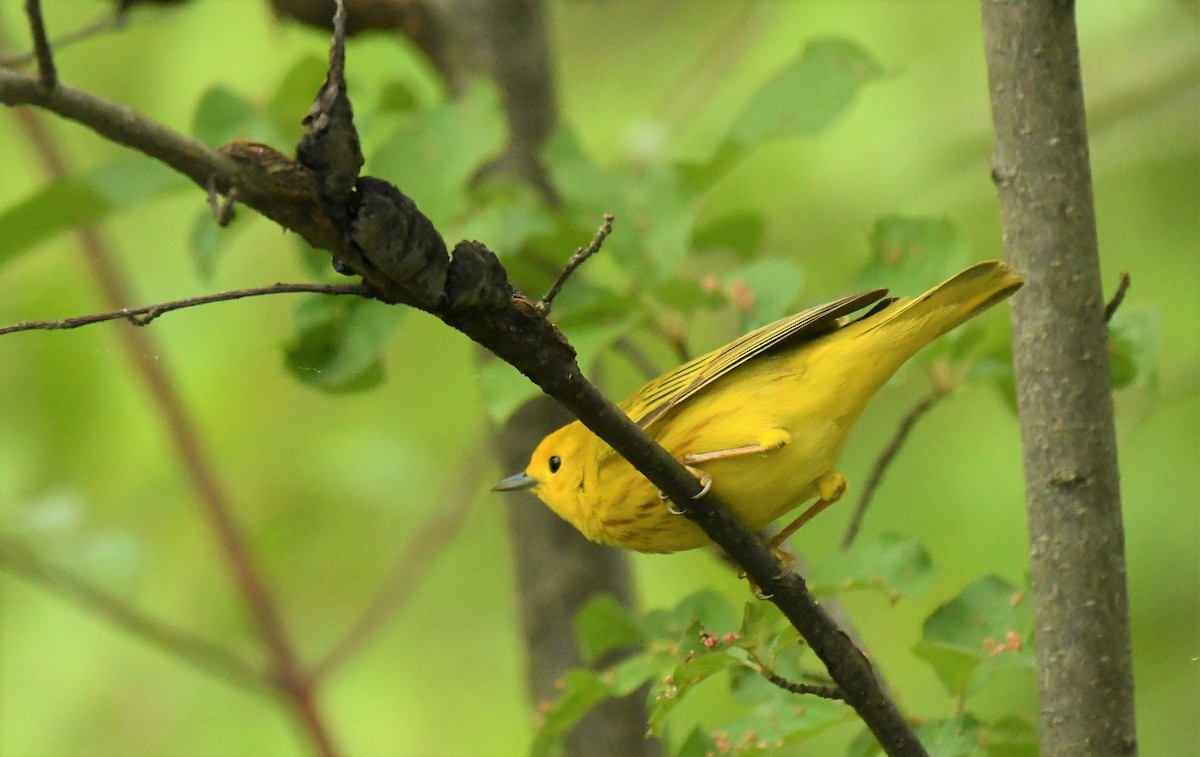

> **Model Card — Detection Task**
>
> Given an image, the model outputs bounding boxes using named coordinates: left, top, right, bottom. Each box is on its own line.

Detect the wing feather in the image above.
left=626, top=288, right=889, bottom=430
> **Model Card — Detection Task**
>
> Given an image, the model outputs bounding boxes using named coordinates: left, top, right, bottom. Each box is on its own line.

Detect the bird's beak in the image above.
left=491, top=471, right=538, bottom=492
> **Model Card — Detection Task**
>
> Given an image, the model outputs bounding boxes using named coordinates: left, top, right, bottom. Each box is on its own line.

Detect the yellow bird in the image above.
left=494, top=261, right=1023, bottom=553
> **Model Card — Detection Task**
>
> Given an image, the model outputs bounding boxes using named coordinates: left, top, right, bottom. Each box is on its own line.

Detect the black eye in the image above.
left=548, top=455, right=562, bottom=474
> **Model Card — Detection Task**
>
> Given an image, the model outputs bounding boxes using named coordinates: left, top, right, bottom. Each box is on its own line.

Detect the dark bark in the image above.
left=980, top=2, right=1137, bottom=755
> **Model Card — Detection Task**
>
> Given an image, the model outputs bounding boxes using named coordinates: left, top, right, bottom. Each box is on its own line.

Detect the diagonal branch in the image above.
left=312, top=444, right=489, bottom=682
left=1, top=8, right=924, bottom=752
left=0, top=535, right=266, bottom=694
left=841, top=392, right=942, bottom=550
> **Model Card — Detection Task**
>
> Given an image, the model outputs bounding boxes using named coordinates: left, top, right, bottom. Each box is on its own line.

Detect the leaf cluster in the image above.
left=540, top=536, right=1040, bottom=757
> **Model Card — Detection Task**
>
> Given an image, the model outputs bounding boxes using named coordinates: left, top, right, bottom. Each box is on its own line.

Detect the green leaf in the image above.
left=294, top=235, right=341, bottom=279
left=913, top=576, right=1035, bottom=698
left=452, top=180, right=556, bottom=257
left=705, top=696, right=849, bottom=754
left=188, top=206, right=252, bottom=280
left=189, top=209, right=223, bottom=280
left=646, top=588, right=740, bottom=638
left=377, top=80, right=421, bottom=115
left=678, top=140, right=750, bottom=195
left=548, top=287, right=639, bottom=326
left=559, top=312, right=642, bottom=374
left=266, top=55, right=331, bottom=144
left=980, top=716, right=1038, bottom=757
left=728, top=38, right=882, bottom=146
left=606, top=652, right=658, bottom=696
left=676, top=728, right=720, bottom=757
left=651, top=277, right=724, bottom=313
left=191, top=86, right=264, bottom=146
left=0, top=159, right=186, bottom=268
left=574, top=595, right=646, bottom=664
left=693, top=211, right=767, bottom=259
left=915, top=714, right=983, bottom=757
left=809, top=531, right=935, bottom=601
left=283, top=296, right=403, bottom=392
left=369, top=80, right=507, bottom=225
left=723, top=257, right=805, bottom=326
left=648, top=634, right=742, bottom=736
left=858, top=215, right=971, bottom=294
left=1107, top=307, right=1160, bottom=389
left=846, top=725, right=884, bottom=757
left=529, top=668, right=613, bottom=757
left=543, top=131, right=699, bottom=280
left=478, top=359, right=540, bottom=426
left=636, top=169, right=697, bottom=278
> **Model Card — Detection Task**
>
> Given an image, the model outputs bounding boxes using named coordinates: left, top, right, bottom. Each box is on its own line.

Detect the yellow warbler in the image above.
left=494, top=261, right=1023, bottom=553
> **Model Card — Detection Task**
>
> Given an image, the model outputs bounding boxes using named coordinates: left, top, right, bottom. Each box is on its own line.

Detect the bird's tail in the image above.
left=862, top=260, right=1024, bottom=349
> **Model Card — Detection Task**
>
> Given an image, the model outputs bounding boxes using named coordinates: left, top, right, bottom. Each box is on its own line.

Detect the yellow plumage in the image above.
left=494, top=261, right=1023, bottom=553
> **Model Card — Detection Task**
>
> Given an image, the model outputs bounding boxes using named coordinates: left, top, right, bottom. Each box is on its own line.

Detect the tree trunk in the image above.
left=980, top=2, right=1137, bottom=754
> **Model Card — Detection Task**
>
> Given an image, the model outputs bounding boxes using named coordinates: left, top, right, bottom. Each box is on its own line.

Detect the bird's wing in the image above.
left=626, top=288, right=890, bottom=431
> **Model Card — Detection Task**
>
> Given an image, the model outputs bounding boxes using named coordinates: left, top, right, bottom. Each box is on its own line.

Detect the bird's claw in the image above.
left=660, top=465, right=712, bottom=512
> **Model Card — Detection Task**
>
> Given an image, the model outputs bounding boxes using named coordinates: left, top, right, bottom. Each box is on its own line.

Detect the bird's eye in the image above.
left=548, top=455, right=562, bottom=474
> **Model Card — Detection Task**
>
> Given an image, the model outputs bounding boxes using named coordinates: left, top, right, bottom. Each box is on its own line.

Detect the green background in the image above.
left=1, top=1, right=1195, bottom=755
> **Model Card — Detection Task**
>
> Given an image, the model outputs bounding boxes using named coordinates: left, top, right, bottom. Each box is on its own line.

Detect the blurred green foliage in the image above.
left=0, top=1, right=1195, bottom=756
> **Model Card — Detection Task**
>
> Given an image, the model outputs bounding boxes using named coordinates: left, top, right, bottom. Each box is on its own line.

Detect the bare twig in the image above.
left=841, top=392, right=942, bottom=550
left=0, top=10, right=127, bottom=68
left=757, top=667, right=846, bottom=701
left=0, top=282, right=371, bottom=337
left=536, top=213, right=614, bottom=314
left=614, top=335, right=662, bottom=381
left=313, top=446, right=489, bottom=682
left=0, top=535, right=266, bottom=694
left=1104, top=272, right=1131, bottom=323
left=23, top=0, right=56, bottom=88
left=207, top=176, right=238, bottom=226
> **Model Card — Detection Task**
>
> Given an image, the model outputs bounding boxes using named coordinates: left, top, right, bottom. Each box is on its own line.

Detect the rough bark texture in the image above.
left=980, top=2, right=1137, bottom=755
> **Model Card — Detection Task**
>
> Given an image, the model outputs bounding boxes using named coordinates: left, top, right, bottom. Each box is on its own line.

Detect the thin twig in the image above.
left=614, top=335, right=661, bottom=381
left=1104, top=271, right=1131, bottom=323
left=313, top=446, right=490, bottom=682
left=758, top=667, right=846, bottom=701
left=0, top=282, right=371, bottom=336
left=207, top=176, right=238, bottom=226
left=536, top=213, right=614, bottom=314
left=841, top=392, right=942, bottom=551
left=0, top=10, right=127, bottom=68
left=0, top=535, right=267, bottom=694
left=23, top=0, right=56, bottom=88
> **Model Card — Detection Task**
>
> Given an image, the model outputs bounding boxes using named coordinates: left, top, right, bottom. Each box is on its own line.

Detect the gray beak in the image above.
left=491, top=471, right=538, bottom=492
